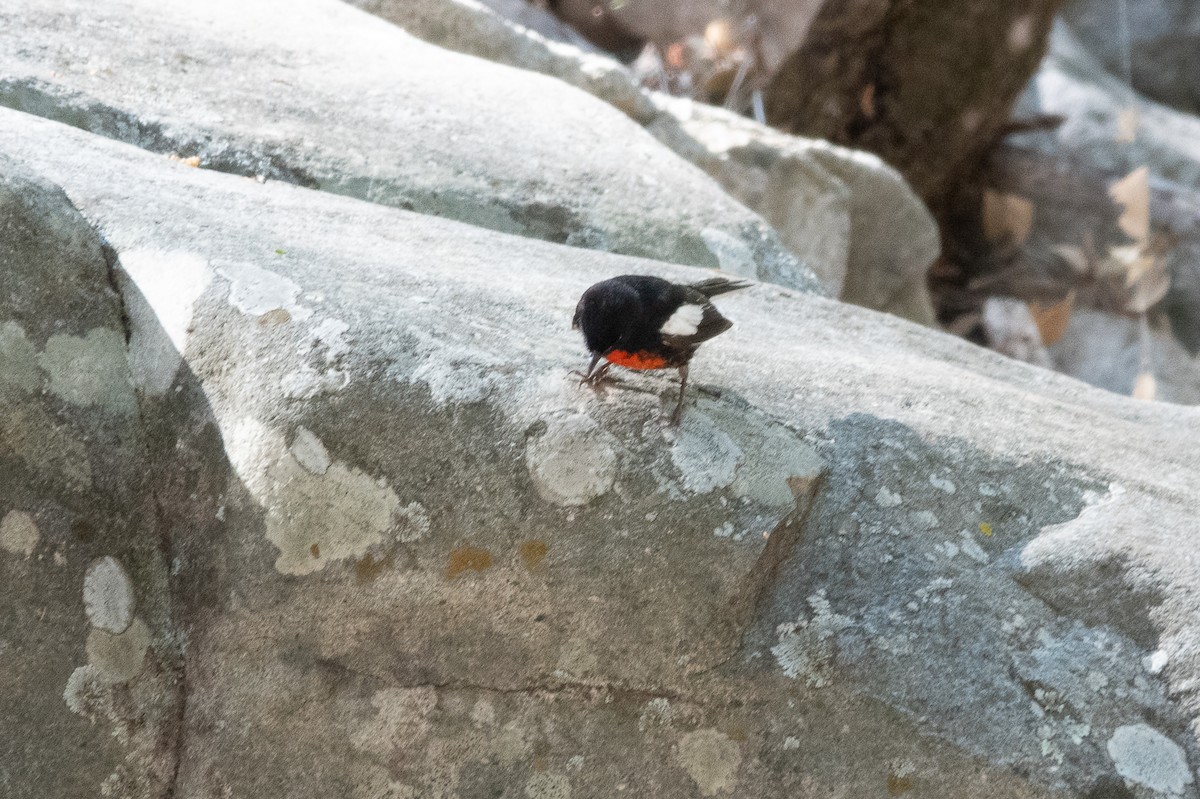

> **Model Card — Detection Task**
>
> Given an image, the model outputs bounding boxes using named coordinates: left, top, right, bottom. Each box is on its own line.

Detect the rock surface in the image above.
left=342, top=0, right=940, bottom=322
left=4, top=2, right=1200, bottom=797
left=0, top=0, right=815, bottom=293
left=0, top=157, right=180, bottom=798
left=1016, top=22, right=1200, bottom=188
left=1063, top=0, right=1200, bottom=116
left=4, top=99, right=1200, bottom=797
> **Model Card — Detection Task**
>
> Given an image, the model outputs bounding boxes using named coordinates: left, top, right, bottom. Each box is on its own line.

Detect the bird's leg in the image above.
left=670, top=364, right=689, bottom=426
left=572, top=354, right=615, bottom=388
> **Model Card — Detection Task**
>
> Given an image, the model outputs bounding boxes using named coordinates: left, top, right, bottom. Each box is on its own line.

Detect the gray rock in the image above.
left=347, top=0, right=940, bottom=322
left=1015, top=22, right=1200, bottom=187
left=0, top=156, right=180, bottom=798
left=1063, top=0, right=1200, bottom=115
left=0, top=0, right=817, bottom=293
left=647, top=97, right=940, bottom=324
left=1049, top=308, right=1200, bottom=404
left=6, top=103, right=1200, bottom=797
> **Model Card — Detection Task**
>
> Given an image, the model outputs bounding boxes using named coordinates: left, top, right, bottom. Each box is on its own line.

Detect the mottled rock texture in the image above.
left=2, top=3, right=1200, bottom=798
left=339, top=0, right=940, bottom=323
left=0, top=0, right=815, bottom=293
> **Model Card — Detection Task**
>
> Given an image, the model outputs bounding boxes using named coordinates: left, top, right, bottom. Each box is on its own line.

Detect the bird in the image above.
left=571, top=274, right=750, bottom=424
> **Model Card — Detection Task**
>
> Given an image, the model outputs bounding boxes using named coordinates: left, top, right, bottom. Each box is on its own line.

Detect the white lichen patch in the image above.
left=555, top=636, right=599, bottom=679
left=782, top=736, right=800, bottom=751
left=526, top=412, right=618, bottom=506
left=226, top=417, right=423, bottom=575
left=86, top=617, right=150, bottom=682
left=0, top=509, right=39, bottom=557
left=929, top=475, right=956, bottom=494
left=119, top=249, right=214, bottom=396
left=471, top=699, right=496, bottom=728
left=352, top=766, right=417, bottom=799
left=1144, top=650, right=1169, bottom=675
left=638, top=697, right=673, bottom=732
left=63, top=664, right=106, bottom=718
left=677, top=728, right=742, bottom=796
left=290, top=426, right=331, bottom=475
left=524, top=772, right=572, bottom=799
left=771, top=591, right=853, bottom=688
left=911, top=510, right=939, bottom=530
left=38, top=328, right=136, bottom=415
left=957, top=531, right=989, bottom=564
left=351, top=686, right=437, bottom=757
left=1106, top=724, right=1194, bottom=795
left=874, top=487, right=903, bottom=508
left=280, top=365, right=349, bottom=399
left=216, top=261, right=311, bottom=320
left=305, top=317, right=351, bottom=365
left=265, top=457, right=413, bottom=575
left=727, top=420, right=825, bottom=509
left=83, top=556, right=136, bottom=634
left=669, top=411, right=742, bottom=494
left=410, top=344, right=509, bottom=406
left=0, top=321, right=42, bottom=394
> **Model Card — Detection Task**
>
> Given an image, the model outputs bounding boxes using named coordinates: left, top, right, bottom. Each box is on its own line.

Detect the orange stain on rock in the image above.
left=519, top=540, right=549, bottom=572
left=310, top=543, right=320, bottom=558
left=356, top=552, right=393, bottom=584
left=447, top=545, right=493, bottom=579
left=606, top=349, right=668, bottom=370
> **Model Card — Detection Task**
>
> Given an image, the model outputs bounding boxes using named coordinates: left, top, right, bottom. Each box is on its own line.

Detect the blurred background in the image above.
left=377, top=0, right=1200, bottom=404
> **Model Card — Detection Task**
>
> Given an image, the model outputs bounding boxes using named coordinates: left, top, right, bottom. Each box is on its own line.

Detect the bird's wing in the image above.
left=660, top=300, right=733, bottom=347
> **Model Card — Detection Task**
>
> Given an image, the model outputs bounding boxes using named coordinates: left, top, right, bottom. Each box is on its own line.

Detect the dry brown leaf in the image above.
left=982, top=190, right=1034, bottom=246
left=859, top=83, right=877, bottom=119
left=1132, top=370, right=1157, bottom=401
left=1109, top=166, right=1150, bottom=242
left=1116, top=107, right=1140, bottom=144
left=1028, top=291, right=1075, bottom=346
left=1052, top=245, right=1089, bottom=275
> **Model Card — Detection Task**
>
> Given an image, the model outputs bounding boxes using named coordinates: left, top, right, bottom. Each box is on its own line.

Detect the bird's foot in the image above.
left=570, top=370, right=620, bottom=391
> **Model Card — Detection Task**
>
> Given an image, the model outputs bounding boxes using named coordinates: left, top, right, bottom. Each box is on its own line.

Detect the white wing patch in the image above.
left=660, top=303, right=706, bottom=336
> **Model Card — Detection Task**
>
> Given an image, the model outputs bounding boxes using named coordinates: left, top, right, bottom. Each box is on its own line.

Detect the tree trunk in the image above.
left=764, top=0, right=1067, bottom=216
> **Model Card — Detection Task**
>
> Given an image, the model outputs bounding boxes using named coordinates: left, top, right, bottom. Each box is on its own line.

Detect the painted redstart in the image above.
left=571, top=274, right=750, bottom=424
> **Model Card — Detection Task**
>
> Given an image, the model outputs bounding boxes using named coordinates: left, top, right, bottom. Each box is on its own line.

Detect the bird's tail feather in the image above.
left=689, top=276, right=753, bottom=297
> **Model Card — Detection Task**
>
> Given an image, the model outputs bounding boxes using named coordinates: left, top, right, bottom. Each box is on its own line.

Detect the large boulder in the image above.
left=340, top=0, right=941, bottom=323
left=0, top=159, right=181, bottom=797
left=0, top=0, right=815, bottom=293
left=5, top=101, right=1200, bottom=798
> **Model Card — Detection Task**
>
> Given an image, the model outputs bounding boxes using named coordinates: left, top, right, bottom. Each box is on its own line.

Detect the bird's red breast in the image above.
left=606, top=349, right=669, bottom=370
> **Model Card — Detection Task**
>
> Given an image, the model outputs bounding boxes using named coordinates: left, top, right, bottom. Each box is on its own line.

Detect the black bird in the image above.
left=571, top=274, right=750, bottom=424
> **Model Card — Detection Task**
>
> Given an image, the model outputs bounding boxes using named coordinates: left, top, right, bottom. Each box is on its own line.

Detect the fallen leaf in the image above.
left=982, top=191, right=1034, bottom=245
left=1107, top=244, right=1171, bottom=313
left=1028, top=291, right=1075, bottom=346
left=859, top=83, right=877, bottom=119
left=1052, top=245, right=1089, bottom=275
left=1132, top=370, right=1157, bottom=401
left=1109, top=167, right=1150, bottom=242
left=665, top=42, right=686, bottom=69
left=1116, top=107, right=1140, bottom=144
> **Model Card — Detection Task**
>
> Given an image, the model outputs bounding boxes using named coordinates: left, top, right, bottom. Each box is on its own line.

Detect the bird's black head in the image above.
left=574, top=280, right=639, bottom=354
